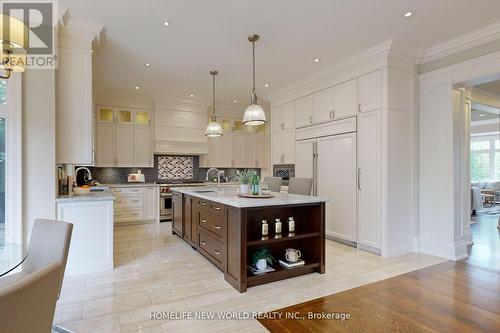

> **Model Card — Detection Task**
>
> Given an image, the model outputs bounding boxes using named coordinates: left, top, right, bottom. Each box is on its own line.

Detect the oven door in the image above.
left=160, top=193, right=173, bottom=221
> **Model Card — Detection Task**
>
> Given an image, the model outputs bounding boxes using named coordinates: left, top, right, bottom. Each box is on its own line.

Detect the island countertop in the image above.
left=171, top=186, right=328, bottom=208
left=55, top=190, right=115, bottom=203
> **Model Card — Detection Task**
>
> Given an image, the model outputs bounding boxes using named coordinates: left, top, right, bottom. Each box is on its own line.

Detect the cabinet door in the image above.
left=172, top=193, right=183, bottom=236
left=96, top=123, right=115, bottom=167
left=133, top=126, right=152, bottom=167
left=332, top=79, right=358, bottom=119
left=97, top=107, right=115, bottom=123
left=312, top=88, right=334, bottom=123
left=295, top=95, right=313, bottom=128
left=283, top=102, right=296, bottom=130
left=183, top=196, right=194, bottom=243
left=115, top=125, right=134, bottom=167
left=295, top=140, right=314, bottom=179
left=357, top=110, right=381, bottom=249
left=282, top=129, right=295, bottom=164
left=272, top=105, right=284, bottom=132
left=232, top=133, right=246, bottom=167
left=255, top=134, right=268, bottom=168
left=244, top=134, right=257, bottom=168
left=272, top=131, right=284, bottom=165
left=116, top=109, right=133, bottom=125
left=358, top=70, right=382, bottom=113
left=134, top=110, right=151, bottom=127
left=318, top=133, right=357, bottom=242
left=144, top=187, right=158, bottom=221
left=218, top=132, right=233, bottom=168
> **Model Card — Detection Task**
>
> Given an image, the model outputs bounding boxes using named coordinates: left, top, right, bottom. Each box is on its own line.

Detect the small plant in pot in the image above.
left=234, top=169, right=255, bottom=194
left=252, top=248, right=275, bottom=271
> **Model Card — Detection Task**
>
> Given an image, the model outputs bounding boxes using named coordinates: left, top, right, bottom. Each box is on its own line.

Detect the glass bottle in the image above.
left=252, top=173, right=260, bottom=195
left=288, top=217, right=295, bottom=233
left=261, top=219, right=269, bottom=236
left=275, top=218, right=282, bottom=234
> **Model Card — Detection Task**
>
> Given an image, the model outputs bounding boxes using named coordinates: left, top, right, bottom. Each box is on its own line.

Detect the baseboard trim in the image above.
left=419, top=238, right=470, bottom=261
left=357, top=243, right=381, bottom=255
left=326, top=234, right=357, bottom=248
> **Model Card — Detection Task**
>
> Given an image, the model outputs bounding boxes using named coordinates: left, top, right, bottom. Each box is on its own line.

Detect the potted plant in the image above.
left=235, top=169, right=255, bottom=194
left=252, top=248, right=275, bottom=271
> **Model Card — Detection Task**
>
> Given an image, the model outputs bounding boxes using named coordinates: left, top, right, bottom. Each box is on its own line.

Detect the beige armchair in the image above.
left=0, top=262, right=62, bottom=333
left=263, top=176, right=283, bottom=192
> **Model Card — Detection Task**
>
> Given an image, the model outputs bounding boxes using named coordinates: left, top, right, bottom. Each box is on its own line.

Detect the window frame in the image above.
left=470, top=134, right=500, bottom=182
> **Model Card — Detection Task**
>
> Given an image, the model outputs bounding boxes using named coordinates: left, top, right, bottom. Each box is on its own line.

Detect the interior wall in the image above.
left=22, top=69, right=57, bottom=244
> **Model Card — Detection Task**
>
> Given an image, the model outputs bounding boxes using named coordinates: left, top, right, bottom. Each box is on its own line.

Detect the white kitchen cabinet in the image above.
left=272, top=102, right=295, bottom=132
left=56, top=199, right=114, bottom=275
left=272, top=129, right=295, bottom=164
left=332, top=79, right=358, bottom=118
left=272, top=131, right=284, bottom=165
left=116, top=109, right=133, bottom=125
left=244, top=134, right=257, bottom=168
left=358, top=70, right=382, bottom=113
left=144, top=186, right=159, bottom=221
left=255, top=134, right=268, bottom=168
left=133, top=126, right=152, bottom=167
left=218, top=132, right=233, bottom=168
left=357, top=110, right=381, bottom=250
left=96, top=123, right=115, bottom=167
left=135, top=110, right=151, bottom=127
left=295, top=95, right=313, bottom=128
left=317, top=133, right=357, bottom=242
left=97, top=107, right=115, bottom=123
left=272, top=104, right=284, bottom=132
left=56, top=44, right=93, bottom=165
left=115, top=125, right=134, bottom=167
left=232, top=133, right=246, bottom=167
left=312, top=88, right=334, bottom=123
left=295, top=139, right=314, bottom=179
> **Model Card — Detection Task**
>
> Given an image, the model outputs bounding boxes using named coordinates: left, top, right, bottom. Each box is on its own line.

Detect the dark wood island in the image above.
left=171, top=187, right=327, bottom=293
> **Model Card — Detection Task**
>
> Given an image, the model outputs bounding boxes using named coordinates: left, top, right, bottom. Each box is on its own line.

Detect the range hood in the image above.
left=154, top=140, right=208, bottom=155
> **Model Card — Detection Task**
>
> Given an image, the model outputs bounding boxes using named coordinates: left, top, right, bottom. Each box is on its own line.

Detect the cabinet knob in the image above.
left=332, top=110, right=335, bottom=118
left=201, top=219, right=207, bottom=223
left=213, top=225, right=222, bottom=230
left=358, top=104, right=362, bottom=112
left=200, top=202, right=207, bottom=206
left=213, top=250, right=221, bottom=255
left=213, top=206, right=221, bottom=211
left=309, top=116, right=313, bottom=124
left=200, top=241, right=207, bottom=245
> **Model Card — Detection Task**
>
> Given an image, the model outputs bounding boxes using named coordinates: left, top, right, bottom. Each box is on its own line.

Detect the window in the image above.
left=470, top=135, right=500, bottom=182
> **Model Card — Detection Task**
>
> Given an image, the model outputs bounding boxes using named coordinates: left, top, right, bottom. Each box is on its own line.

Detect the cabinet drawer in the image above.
left=199, top=231, right=224, bottom=265
left=114, top=208, right=143, bottom=222
left=114, top=195, right=143, bottom=208
left=209, top=203, right=225, bottom=216
left=197, top=199, right=210, bottom=210
left=111, top=187, right=144, bottom=196
left=199, top=209, right=225, bottom=238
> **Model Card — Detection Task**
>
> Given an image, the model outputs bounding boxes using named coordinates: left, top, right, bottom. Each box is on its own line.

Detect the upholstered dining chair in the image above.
left=0, top=262, right=62, bottom=333
left=288, top=177, right=313, bottom=196
left=263, top=176, right=283, bottom=192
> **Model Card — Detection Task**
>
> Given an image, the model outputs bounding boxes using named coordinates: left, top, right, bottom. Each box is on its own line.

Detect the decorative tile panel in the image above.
left=158, top=156, right=194, bottom=179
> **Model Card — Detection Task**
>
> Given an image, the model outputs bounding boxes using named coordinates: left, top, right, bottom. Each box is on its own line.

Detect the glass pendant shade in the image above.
left=205, top=119, right=223, bottom=137
left=243, top=103, right=266, bottom=126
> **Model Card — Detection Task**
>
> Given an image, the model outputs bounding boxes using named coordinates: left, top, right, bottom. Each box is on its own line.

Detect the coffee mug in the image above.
left=285, top=248, right=301, bottom=263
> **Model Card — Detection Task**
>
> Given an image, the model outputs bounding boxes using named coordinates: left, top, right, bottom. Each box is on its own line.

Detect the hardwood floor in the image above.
left=470, top=206, right=500, bottom=270
left=259, top=261, right=500, bottom=332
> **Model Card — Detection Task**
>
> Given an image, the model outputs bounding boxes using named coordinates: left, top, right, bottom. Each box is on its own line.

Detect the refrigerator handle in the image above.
left=357, top=167, right=362, bottom=191
left=313, top=141, right=318, bottom=196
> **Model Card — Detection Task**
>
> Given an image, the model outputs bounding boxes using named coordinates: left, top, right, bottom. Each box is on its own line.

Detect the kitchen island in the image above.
left=171, top=186, right=327, bottom=292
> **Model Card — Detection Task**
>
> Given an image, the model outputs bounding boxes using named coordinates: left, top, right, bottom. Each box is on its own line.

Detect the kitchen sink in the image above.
left=193, top=189, right=216, bottom=193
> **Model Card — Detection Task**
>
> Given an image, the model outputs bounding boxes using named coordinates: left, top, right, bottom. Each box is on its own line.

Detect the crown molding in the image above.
left=420, top=22, right=500, bottom=64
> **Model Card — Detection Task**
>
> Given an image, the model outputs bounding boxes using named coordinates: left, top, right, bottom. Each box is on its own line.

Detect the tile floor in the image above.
left=55, top=223, right=444, bottom=333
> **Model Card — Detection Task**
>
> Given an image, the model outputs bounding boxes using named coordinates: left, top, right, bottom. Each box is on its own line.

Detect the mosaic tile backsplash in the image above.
left=158, top=156, right=194, bottom=179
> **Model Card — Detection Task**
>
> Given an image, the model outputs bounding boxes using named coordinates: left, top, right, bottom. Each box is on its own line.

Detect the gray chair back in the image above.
left=264, top=177, right=283, bottom=192
left=23, top=219, right=73, bottom=297
left=288, top=177, right=313, bottom=196
left=0, top=263, right=62, bottom=333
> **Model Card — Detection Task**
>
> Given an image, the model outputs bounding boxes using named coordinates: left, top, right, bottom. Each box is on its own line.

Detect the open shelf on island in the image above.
left=247, top=263, right=320, bottom=287
left=247, top=232, right=321, bottom=246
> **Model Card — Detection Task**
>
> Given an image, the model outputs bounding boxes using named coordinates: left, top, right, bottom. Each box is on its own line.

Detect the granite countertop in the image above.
left=171, top=186, right=328, bottom=208
left=105, top=183, right=161, bottom=188
left=56, top=190, right=116, bottom=203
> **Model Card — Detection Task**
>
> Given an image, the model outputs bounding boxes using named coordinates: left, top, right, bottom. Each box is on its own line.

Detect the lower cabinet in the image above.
left=172, top=192, right=183, bottom=236
left=111, top=186, right=159, bottom=225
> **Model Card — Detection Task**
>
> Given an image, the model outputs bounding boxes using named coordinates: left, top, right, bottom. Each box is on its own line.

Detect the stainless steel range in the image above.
left=158, top=180, right=205, bottom=221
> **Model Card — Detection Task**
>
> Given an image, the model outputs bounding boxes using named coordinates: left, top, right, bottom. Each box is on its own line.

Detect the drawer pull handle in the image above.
left=200, top=202, right=207, bottom=206
left=131, top=213, right=139, bottom=216
left=201, top=219, right=207, bottom=223
left=213, top=250, right=221, bottom=255
left=213, top=225, right=222, bottom=230
left=213, top=206, right=221, bottom=211
left=201, top=241, right=207, bottom=245
left=131, top=200, right=140, bottom=203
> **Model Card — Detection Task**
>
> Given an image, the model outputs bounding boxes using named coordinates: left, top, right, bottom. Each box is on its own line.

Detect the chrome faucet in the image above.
left=75, top=167, right=93, bottom=185
left=205, top=168, right=221, bottom=190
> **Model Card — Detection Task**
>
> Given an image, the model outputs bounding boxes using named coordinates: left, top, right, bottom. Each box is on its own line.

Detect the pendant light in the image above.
left=242, top=34, right=267, bottom=126
left=205, top=70, right=223, bottom=137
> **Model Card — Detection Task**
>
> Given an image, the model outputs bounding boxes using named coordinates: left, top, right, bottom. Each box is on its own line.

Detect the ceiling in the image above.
left=60, top=0, right=500, bottom=105
left=475, top=80, right=500, bottom=97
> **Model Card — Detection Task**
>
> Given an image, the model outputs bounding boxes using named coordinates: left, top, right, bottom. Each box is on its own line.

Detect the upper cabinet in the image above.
left=358, top=70, right=382, bottom=113
left=95, top=106, right=152, bottom=167
left=295, top=95, right=313, bottom=128
left=272, top=102, right=295, bottom=132
left=332, top=78, right=358, bottom=118
left=312, top=88, right=334, bottom=123
left=56, top=35, right=94, bottom=165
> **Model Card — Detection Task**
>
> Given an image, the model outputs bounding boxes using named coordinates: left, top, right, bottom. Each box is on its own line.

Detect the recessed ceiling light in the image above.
left=135, top=86, right=139, bottom=90
left=403, top=11, right=413, bottom=18
left=479, top=114, right=485, bottom=117
left=264, top=83, right=269, bottom=87
left=145, top=63, right=150, bottom=67
left=189, top=93, right=195, bottom=98
left=314, top=58, right=320, bottom=63
left=163, top=21, right=170, bottom=27
left=233, top=99, right=238, bottom=103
